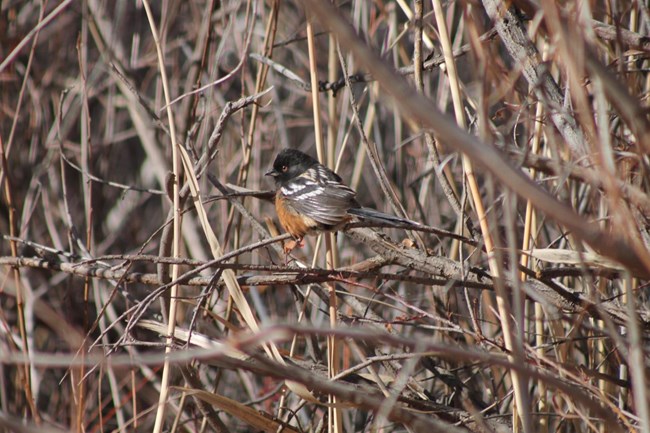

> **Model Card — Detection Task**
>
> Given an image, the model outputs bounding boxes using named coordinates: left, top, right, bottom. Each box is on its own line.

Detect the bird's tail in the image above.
left=348, top=207, right=420, bottom=227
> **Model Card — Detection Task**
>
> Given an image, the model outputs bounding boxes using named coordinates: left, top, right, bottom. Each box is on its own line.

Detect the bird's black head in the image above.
left=265, top=149, right=319, bottom=184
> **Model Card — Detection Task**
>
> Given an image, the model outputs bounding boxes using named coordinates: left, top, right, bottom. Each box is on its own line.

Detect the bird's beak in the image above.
left=265, top=168, right=279, bottom=177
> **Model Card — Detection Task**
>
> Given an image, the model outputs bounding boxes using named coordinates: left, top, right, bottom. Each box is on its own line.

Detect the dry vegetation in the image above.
left=2, top=0, right=650, bottom=432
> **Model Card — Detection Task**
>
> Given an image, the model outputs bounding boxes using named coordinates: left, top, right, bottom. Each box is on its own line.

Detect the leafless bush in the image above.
left=1, top=1, right=650, bottom=432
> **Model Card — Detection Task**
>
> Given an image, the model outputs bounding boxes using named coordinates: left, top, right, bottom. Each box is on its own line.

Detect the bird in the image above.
left=265, top=148, right=417, bottom=248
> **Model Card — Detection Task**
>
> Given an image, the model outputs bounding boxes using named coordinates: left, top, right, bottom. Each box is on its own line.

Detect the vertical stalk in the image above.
left=521, top=39, right=548, bottom=433
left=306, top=14, right=342, bottom=433
left=142, top=2, right=182, bottom=432
left=430, top=0, right=531, bottom=430
left=77, top=2, right=90, bottom=429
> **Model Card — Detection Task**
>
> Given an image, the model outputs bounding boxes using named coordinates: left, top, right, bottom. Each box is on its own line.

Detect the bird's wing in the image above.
left=280, top=173, right=356, bottom=226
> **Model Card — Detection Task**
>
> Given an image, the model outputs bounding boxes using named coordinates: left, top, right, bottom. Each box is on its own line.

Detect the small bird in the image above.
left=265, top=148, right=417, bottom=247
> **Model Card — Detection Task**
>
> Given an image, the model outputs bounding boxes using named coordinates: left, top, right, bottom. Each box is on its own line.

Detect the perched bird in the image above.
left=265, top=148, right=417, bottom=247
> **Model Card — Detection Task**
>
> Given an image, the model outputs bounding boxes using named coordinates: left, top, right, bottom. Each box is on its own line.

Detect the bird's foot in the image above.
left=283, top=237, right=304, bottom=265
left=283, top=237, right=304, bottom=254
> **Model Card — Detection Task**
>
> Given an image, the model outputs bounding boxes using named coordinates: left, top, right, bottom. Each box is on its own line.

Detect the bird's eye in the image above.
left=281, top=165, right=288, bottom=172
